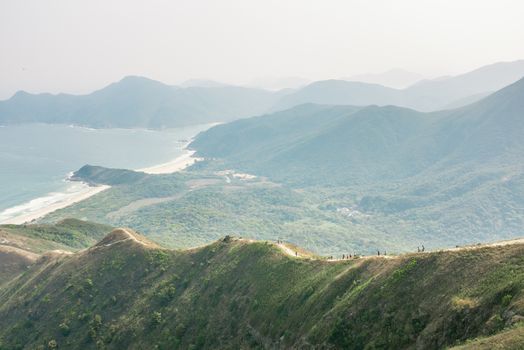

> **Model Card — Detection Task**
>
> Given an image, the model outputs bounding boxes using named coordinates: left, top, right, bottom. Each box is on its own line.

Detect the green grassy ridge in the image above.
left=0, top=219, right=114, bottom=286
left=0, top=232, right=523, bottom=349
left=0, top=219, right=113, bottom=253
left=449, top=325, right=524, bottom=349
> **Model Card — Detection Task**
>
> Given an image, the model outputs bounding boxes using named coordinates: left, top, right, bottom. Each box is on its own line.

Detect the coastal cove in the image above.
left=0, top=123, right=212, bottom=224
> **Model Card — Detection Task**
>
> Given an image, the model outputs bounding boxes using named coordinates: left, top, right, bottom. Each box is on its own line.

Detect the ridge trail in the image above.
left=273, top=237, right=524, bottom=261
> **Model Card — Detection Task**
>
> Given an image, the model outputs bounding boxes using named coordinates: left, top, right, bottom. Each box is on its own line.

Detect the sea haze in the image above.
left=0, top=123, right=211, bottom=218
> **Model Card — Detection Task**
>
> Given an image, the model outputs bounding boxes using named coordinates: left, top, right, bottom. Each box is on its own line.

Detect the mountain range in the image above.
left=1, top=60, right=524, bottom=128
left=0, top=76, right=282, bottom=128
left=273, top=60, right=524, bottom=112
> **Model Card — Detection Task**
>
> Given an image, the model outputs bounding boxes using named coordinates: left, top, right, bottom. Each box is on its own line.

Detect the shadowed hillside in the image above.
left=0, top=228, right=523, bottom=349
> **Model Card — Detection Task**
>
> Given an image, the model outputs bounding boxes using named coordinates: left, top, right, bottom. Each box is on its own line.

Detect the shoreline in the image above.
left=0, top=145, right=201, bottom=225
left=138, top=147, right=201, bottom=174
left=0, top=183, right=110, bottom=225
left=0, top=123, right=213, bottom=226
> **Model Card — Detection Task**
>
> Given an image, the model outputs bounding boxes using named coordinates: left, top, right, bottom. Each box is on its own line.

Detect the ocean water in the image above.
left=0, top=123, right=211, bottom=220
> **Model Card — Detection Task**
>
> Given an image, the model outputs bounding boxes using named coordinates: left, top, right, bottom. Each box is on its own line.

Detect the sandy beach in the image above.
left=138, top=148, right=201, bottom=174
left=0, top=184, right=110, bottom=225
left=0, top=146, right=200, bottom=225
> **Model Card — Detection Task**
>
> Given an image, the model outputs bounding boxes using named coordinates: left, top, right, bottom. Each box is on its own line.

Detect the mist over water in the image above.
left=0, top=123, right=210, bottom=214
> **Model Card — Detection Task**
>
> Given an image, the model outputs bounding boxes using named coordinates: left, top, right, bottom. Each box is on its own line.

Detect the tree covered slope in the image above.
left=0, top=229, right=523, bottom=349
left=191, top=77, right=524, bottom=186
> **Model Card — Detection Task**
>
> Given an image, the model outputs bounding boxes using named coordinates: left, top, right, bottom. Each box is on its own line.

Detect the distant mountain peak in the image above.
left=115, top=75, right=167, bottom=86
left=11, top=90, right=32, bottom=98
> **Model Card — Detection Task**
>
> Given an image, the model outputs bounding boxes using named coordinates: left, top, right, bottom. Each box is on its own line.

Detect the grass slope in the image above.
left=0, top=246, right=38, bottom=286
left=451, top=325, right=524, bottom=349
left=0, top=230, right=522, bottom=349
left=0, top=219, right=113, bottom=286
left=0, top=219, right=113, bottom=253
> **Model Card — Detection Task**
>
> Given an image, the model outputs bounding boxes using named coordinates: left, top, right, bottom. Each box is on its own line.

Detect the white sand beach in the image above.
left=0, top=125, right=210, bottom=226
left=138, top=148, right=201, bottom=174
left=0, top=147, right=200, bottom=225
left=0, top=184, right=110, bottom=225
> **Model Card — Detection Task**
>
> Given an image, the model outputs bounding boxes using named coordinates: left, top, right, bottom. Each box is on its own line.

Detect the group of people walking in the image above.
left=275, top=238, right=428, bottom=260
left=341, top=254, right=357, bottom=259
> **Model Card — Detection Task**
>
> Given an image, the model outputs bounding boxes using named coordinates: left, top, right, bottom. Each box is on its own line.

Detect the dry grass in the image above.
left=452, top=296, right=480, bottom=310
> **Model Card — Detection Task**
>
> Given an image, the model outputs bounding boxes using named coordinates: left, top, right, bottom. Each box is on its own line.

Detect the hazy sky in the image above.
left=1, top=0, right=524, bottom=99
